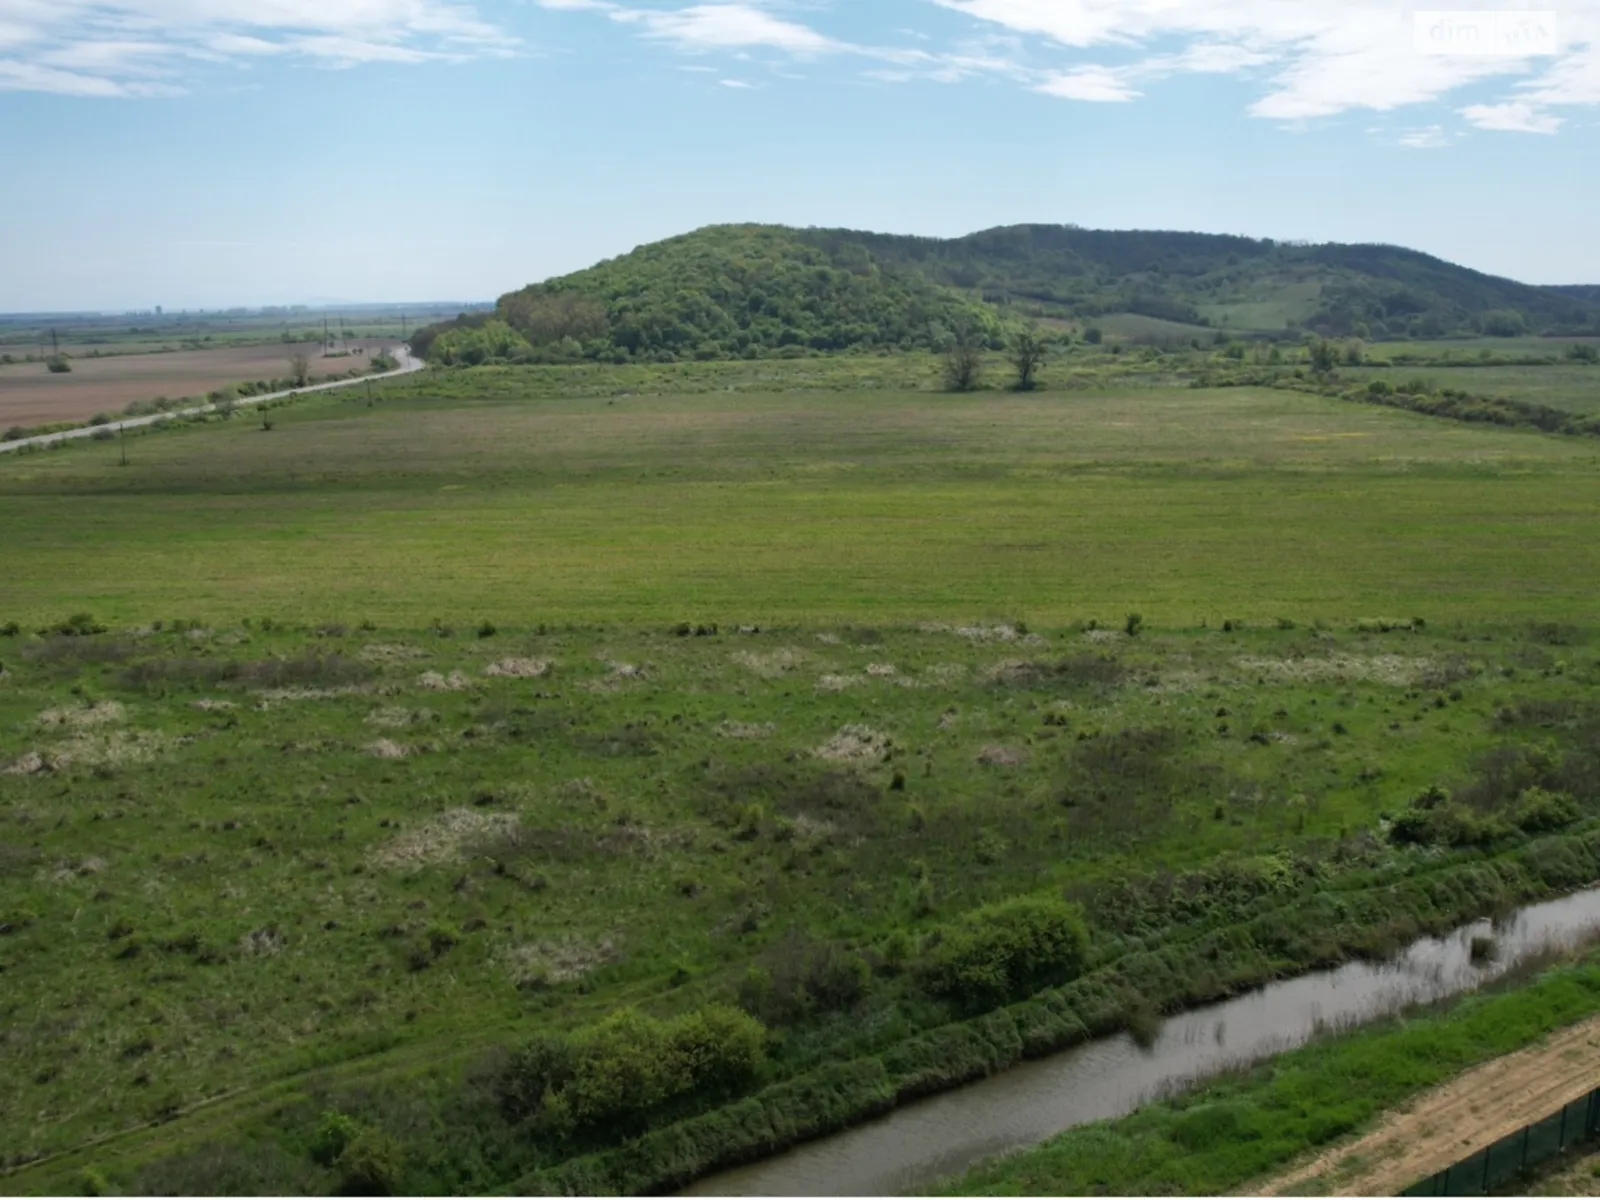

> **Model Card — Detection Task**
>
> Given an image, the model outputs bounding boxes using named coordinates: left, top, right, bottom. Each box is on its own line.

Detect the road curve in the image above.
left=0, top=343, right=425, bottom=455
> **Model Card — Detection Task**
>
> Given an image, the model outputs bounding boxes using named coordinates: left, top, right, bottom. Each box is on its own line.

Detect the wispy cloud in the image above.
left=1396, top=124, right=1454, bottom=148
left=929, top=0, right=1599, bottom=132
left=1035, top=64, right=1137, bottom=101
left=610, top=3, right=839, bottom=55
left=0, top=0, right=516, bottom=96
left=1462, top=99, right=1564, bottom=133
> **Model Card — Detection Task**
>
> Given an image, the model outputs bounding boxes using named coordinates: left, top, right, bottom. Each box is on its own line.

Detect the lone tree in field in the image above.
left=1010, top=327, right=1048, bottom=391
left=288, top=352, right=312, bottom=388
left=1308, top=337, right=1341, bottom=377
left=944, top=328, right=984, bottom=393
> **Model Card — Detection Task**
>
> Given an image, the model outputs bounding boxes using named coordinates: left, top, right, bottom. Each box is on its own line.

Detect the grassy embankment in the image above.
left=947, top=948, right=1600, bottom=1195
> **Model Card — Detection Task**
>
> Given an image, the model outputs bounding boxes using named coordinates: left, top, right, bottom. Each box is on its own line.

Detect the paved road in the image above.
left=0, top=343, right=425, bottom=455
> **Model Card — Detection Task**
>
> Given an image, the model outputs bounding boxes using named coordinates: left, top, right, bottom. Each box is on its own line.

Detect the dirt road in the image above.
left=1255, top=1015, right=1600, bottom=1196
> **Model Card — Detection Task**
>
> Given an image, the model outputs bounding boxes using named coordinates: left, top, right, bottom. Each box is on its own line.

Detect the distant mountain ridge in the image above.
left=413, top=223, right=1600, bottom=364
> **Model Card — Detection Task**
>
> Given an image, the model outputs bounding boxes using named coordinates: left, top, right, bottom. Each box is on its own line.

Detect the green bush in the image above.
left=1514, top=787, right=1580, bottom=834
left=40, top=612, right=108, bottom=637
left=310, top=1109, right=365, bottom=1167
left=501, top=1005, right=767, bottom=1138
left=737, top=938, right=871, bottom=1026
left=918, top=896, right=1090, bottom=1012
left=335, top=1128, right=405, bottom=1196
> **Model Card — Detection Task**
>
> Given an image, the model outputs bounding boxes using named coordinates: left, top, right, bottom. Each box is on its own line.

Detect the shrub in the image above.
left=311, top=1109, right=365, bottom=1167
left=1513, top=787, right=1580, bottom=834
left=499, top=1005, right=767, bottom=1138
left=477, top=620, right=497, bottom=639
left=47, top=354, right=71, bottom=373
left=40, top=612, right=107, bottom=637
left=334, top=1129, right=405, bottom=1196
left=737, top=937, right=871, bottom=1026
left=918, top=896, right=1090, bottom=1012
left=1124, top=612, right=1144, bottom=637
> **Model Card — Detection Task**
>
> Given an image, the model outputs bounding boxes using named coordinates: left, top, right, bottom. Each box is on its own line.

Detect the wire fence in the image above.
left=1401, top=1085, right=1600, bottom=1195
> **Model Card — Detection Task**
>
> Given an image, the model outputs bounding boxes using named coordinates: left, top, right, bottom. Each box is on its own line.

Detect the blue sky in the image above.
left=1, top=0, right=1596, bottom=311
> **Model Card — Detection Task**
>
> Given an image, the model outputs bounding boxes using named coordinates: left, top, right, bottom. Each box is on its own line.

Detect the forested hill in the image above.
left=413, top=223, right=1600, bottom=364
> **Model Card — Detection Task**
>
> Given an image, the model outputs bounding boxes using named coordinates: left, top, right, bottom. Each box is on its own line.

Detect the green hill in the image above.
left=414, top=223, right=1600, bottom=364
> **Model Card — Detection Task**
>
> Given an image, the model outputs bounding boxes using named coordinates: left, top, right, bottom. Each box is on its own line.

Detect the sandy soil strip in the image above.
left=1255, top=1015, right=1600, bottom=1197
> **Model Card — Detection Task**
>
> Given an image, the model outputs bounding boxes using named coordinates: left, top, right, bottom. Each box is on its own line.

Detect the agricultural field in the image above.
left=5, top=353, right=1600, bottom=1195
left=3, top=358, right=1599, bottom=627
left=0, top=341, right=398, bottom=429
left=0, top=305, right=465, bottom=362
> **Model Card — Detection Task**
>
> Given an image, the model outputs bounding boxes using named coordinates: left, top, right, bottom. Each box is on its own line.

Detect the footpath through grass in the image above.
left=945, top=950, right=1600, bottom=1196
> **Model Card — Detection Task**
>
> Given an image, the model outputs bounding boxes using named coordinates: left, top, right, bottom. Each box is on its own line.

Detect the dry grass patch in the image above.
left=1234, top=654, right=1442, bottom=687
left=977, top=744, right=1031, bottom=767
left=814, top=724, right=893, bottom=765
left=364, top=706, right=430, bottom=729
left=717, top=721, right=776, bottom=740
left=483, top=657, right=551, bottom=678
left=418, top=670, right=472, bottom=693
left=731, top=648, right=804, bottom=678
left=9, top=729, right=169, bottom=773
left=364, top=738, right=413, bottom=759
left=191, top=698, right=236, bottom=712
left=36, top=700, right=125, bottom=730
left=369, top=808, right=520, bottom=871
left=816, top=674, right=861, bottom=693
left=254, top=685, right=372, bottom=707
left=499, top=935, right=620, bottom=988
left=359, top=643, right=429, bottom=666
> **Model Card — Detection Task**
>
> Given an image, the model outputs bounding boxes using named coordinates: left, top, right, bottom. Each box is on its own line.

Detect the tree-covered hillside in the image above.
left=415, top=226, right=1003, bottom=366
left=414, top=223, right=1600, bottom=364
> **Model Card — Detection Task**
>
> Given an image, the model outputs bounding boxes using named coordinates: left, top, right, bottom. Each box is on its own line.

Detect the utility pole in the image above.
left=119, top=422, right=127, bottom=467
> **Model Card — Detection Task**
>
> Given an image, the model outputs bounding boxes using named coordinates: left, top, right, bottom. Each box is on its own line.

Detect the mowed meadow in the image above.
left=3, top=359, right=1598, bottom=629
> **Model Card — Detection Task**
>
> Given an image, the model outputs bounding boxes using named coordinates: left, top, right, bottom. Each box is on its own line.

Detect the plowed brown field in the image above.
left=0, top=340, right=388, bottom=426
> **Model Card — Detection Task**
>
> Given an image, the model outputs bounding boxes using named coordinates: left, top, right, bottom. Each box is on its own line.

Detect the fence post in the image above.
left=1482, top=1143, right=1492, bottom=1193
left=1523, top=1123, right=1532, bottom=1173
left=1561, top=1102, right=1569, bottom=1151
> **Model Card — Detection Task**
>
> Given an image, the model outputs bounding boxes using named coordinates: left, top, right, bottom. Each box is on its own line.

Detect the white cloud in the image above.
left=1396, top=124, right=1452, bottom=148
left=0, top=0, right=515, bottom=96
left=1036, top=63, right=1137, bottom=100
left=611, top=3, right=838, bottom=55
left=930, top=0, right=1600, bottom=132
left=719, top=76, right=753, bottom=87
left=1462, top=99, right=1563, bottom=132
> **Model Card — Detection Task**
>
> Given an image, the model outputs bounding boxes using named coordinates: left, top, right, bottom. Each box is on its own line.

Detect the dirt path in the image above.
left=1255, top=1015, right=1600, bottom=1196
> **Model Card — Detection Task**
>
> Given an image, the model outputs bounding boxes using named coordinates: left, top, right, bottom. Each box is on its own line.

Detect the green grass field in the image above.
left=5, top=356, right=1600, bottom=1195
left=4, top=362, right=1598, bottom=629
left=1346, top=362, right=1600, bottom=415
